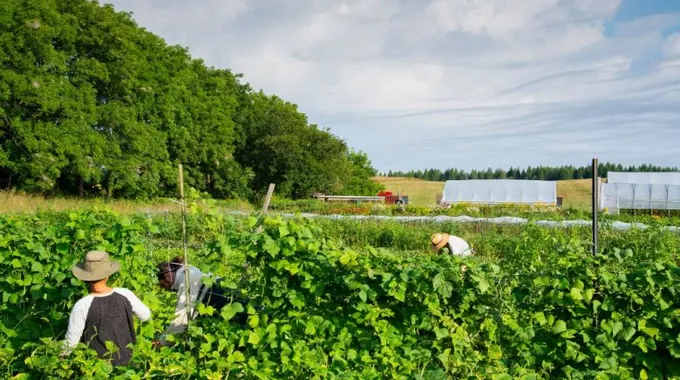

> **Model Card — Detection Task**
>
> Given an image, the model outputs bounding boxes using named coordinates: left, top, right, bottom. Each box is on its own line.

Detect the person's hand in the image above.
left=152, top=340, right=163, bottom=349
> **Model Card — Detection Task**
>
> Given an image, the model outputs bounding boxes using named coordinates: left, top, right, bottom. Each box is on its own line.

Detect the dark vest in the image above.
left=81, top=292, right=136, bottom=366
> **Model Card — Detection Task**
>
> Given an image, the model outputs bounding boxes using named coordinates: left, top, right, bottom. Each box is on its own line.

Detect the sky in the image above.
left=105, top=0, right=680, bottom=172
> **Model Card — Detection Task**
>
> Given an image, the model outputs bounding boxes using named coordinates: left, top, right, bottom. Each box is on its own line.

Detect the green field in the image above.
left=2, top=0, right=678, bottom=376
left=1, top=207, right=679, bottom=378
left=0, top=190, right=254, bottom=214
left=374, top=176, right=593, bottom=210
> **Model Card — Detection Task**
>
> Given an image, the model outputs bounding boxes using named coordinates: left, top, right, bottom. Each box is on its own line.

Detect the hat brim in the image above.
left=71, top=261, right=120, bottom=282
left=430, top=233, right=450, bottom=252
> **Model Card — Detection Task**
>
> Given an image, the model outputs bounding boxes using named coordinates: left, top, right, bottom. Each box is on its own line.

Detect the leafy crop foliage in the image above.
left=1, top=208, right=679, bottom=379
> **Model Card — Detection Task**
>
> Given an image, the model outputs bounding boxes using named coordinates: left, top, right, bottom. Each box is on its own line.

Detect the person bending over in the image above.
left=154, top=256, right=253, bottom=347
left=430, top=233, right=474, bottom=256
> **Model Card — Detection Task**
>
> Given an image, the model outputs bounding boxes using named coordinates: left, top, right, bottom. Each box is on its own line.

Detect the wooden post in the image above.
left=262, top=183, right=275, bottom=214
left=178, top=164, right=192, bottom=328
left=592, top=158, right=598, bottom=256
left=255, top=183, right=275, bottom=234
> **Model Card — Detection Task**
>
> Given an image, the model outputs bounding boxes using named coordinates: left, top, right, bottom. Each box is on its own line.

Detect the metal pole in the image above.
left=592, top=158, right=598, bottom=256
left=615, top=184, right=619, bottom=215
left=632, top=185, right=636, bottom=217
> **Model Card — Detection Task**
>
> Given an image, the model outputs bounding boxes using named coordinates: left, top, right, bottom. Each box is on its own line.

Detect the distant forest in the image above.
left=382, top=163, right=679, bottom=182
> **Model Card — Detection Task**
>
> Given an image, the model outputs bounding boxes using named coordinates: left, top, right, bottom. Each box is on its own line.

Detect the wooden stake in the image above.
left=255, top=183, right=275, bottom=234
left=262, top=183, right=275, bottom=214
left=178, top=164, right=193, bottom=329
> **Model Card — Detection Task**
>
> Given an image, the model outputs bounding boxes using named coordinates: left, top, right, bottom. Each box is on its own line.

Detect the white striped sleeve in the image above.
left=62, top=296, right=93, bottom=354
left=115, top=288, right=151, bottom=322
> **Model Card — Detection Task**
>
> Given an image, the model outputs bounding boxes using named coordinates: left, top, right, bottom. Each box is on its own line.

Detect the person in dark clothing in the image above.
left=63, top=251, right=151, bottom=366
left=154, top=257, right=256, bottom=347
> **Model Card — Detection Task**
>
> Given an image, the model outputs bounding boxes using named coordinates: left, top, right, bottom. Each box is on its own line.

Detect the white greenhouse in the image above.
left=600, top=183, right=680, bottom=212
left=440, top=179, right=557, bottom=206
left=607, top=172, right=680, bottom=185
left=600, top=172, right=680, bottom=213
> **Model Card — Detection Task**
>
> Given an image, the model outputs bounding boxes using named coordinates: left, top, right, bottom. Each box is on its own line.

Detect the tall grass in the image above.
left=0, top=191, right=253, bottom=214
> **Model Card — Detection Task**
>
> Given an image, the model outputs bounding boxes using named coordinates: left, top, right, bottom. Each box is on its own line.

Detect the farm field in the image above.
left=6, top=189, right=679, bottom=228
left=373, top=176, right=593, bottom=210
left=0, top=190, right=254, bottom=214
left=1, top=205, right=679, bottom=378
left=1, top=0, right=679, bottom=378
left=372, top=176, right=445, bottom=206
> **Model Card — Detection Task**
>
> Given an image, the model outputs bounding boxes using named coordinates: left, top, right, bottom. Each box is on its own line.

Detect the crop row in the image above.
left=264, top=198, right=680, bottom=225
left=1, top=208, right=679, bottom=378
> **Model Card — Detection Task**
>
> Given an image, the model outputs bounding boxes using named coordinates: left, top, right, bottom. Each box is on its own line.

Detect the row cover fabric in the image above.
left=600, top=183, right=680, bottom=211
left=441, top=180, right=557, bottom=205
left=225, top=211, right=679, bottom=233
left=607, top=172, right=680, bottom=185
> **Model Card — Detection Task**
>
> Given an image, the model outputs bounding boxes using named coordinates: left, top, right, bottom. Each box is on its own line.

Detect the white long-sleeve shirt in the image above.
left=446, top=235, right=473, bottom=256
left=63, top=288, right=151, bottom=357
left=158, top=265, right=211, bottom=345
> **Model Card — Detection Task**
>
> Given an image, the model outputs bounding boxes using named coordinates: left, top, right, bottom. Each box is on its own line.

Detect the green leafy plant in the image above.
left=1, top=208, right=679, bottom=378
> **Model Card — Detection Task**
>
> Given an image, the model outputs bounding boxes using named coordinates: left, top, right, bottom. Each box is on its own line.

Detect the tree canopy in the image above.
left=0, top=0, right=382, bottom=199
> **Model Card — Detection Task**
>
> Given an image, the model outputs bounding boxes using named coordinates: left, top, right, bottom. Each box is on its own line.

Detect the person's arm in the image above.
left=116, top=288, right=151, bottom=322
left=61, top=298, right=90, bottom=355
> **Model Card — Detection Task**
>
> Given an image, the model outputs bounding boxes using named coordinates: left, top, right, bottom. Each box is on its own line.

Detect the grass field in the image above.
left=373, top=176, right=593, bottom=210
left=0, top=191, right=253, bottom=214
left=0, top=178, right=593, bottom=213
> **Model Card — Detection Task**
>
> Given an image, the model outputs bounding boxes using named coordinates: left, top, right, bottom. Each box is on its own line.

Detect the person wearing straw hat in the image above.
left=63, top=251, right=151, bottom=366
left=430, top=233, right=474, bottom=256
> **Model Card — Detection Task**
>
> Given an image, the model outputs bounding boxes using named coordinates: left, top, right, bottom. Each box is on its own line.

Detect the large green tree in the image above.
left=0, top=0, right=381, bottom=199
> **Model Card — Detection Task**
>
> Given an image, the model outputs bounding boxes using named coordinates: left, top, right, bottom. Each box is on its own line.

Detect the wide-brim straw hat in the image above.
left=430, top=233, right=450, bottom=252
left=71, top=250, right=120, bottom=281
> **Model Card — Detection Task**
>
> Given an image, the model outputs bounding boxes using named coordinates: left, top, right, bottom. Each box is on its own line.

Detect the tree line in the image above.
left=383, top=163, right=679, bottom=182
left=0, top=0, right=382, bottom=200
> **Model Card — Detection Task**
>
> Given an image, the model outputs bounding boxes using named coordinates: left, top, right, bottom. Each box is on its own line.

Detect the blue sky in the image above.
left=106, top=0, right=680, bottom=172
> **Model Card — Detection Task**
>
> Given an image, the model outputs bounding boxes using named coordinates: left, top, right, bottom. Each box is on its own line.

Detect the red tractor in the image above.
left=378, top=190, right=406, bottom=205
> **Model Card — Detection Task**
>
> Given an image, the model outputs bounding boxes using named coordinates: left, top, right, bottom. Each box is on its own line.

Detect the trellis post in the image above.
left=592, top=158, right=599, bottom=256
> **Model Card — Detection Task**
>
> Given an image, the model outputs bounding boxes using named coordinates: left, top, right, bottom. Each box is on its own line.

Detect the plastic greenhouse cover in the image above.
left=600, top=183, right=680, bottom=210
left=441, top=179, right=557, bottom=204
left=607, top=172, right=680, bottom=185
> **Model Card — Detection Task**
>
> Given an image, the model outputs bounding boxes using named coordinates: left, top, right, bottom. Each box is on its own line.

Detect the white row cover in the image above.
left=600, top=183, right=680, bottom=211
left=607, top=172, right=680, bottom=185
left=226, top=211, right=680, bottom=233
left=441, top=180, right=557, bottom=205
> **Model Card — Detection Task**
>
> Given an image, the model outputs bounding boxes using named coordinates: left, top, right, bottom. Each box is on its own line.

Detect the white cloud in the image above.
left=665, top=33, right=680, bottom=56
left=104, top=0, right=680, bottom=171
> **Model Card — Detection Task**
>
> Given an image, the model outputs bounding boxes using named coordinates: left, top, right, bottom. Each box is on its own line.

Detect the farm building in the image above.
left=600, top=172, right=680, bottom=213
left=440, top=179, right=557, bottom=206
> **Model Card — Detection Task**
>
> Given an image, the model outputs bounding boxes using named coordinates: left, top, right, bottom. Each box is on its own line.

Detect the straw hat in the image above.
left=71, top=251, right=120, bottom=281
left=430, top=233, right=450, bottom=252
